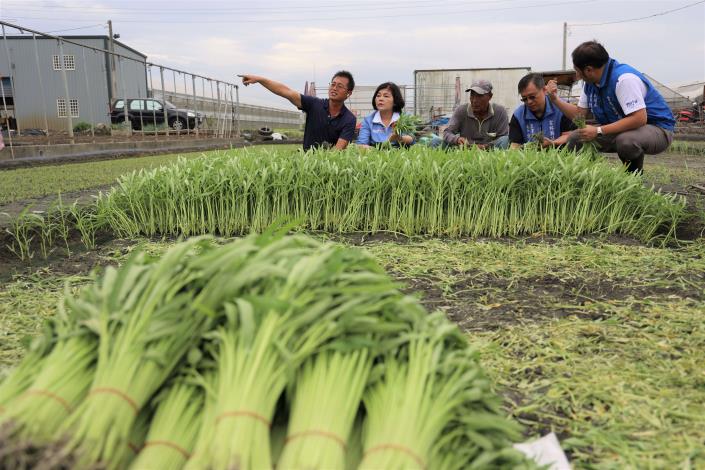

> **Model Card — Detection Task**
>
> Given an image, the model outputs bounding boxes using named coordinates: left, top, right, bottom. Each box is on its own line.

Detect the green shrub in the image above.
left=72, top=121, right=93, bottom=133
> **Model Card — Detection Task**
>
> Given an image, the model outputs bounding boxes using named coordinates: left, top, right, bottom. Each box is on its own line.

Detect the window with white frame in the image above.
left=57, top=98, right=79, bottom=118
left=52, top=54, right=76, bottom=71
left=64, top=55, right=75, bottom=70
left=69, top=99, right=79, bottom=117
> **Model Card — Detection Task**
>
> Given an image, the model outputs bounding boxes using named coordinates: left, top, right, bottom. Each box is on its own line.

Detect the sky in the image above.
left=1, top=0, right=704, bottom=108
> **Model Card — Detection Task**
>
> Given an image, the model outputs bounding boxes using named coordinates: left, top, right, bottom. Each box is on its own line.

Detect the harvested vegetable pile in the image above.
left=96, top=146, right=684, bottom=243
left=0, top=233, right=530, bottom=470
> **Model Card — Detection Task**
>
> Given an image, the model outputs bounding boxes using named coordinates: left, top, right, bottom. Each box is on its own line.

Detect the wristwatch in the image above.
left=596, top=126, right=603, bottom=136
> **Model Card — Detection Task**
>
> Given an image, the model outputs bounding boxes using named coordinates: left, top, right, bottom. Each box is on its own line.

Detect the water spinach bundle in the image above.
left=1, top=233, right=530, bottom=470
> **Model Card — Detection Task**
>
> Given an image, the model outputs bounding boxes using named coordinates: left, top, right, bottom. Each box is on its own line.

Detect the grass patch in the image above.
left=0, top=271, right=90, bottom=368
left=476, top=299, right=705, bottom=468
left=0, top=152, right=206, bottom=205
left=644, top=164, right=703, bottom=188
left=363, top=237, right=705, bottom=468
left=669, top=140, right=705, bottom=156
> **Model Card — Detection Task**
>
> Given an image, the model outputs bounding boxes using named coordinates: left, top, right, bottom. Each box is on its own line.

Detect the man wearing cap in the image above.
left=509, top=73, right=576, bottom=149
left=443, top=79, right=509, bottom=150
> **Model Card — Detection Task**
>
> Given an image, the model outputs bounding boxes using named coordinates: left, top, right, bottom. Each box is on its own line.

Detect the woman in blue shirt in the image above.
left=356, top=82, right=414, bottom=148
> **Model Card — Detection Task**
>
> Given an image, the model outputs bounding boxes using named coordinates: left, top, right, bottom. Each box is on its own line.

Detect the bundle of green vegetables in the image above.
left=0, top=233, right=531, bottom=470
left=393, top=113, right=423, bottom=137
left=572, top=115, right=601, bottom=158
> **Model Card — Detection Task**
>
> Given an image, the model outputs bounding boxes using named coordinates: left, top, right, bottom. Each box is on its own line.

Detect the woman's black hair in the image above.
left=372, top=82, right=405, bottom=113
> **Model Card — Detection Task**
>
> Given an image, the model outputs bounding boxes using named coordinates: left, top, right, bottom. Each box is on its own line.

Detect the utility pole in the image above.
left=562, top=22, right=568, bottom=70
left=108, top=20, right=117, bottom=100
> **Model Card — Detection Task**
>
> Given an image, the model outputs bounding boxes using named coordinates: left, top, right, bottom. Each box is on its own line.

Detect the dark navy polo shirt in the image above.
left=299, top=94, right=356, bottom=151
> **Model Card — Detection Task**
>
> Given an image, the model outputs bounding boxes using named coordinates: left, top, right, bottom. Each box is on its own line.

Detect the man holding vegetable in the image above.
left=546, top=41, right=674, bottom=173
left=239, top=71, right=357, bottom=151
left=443, top=79, right=509, bottom=150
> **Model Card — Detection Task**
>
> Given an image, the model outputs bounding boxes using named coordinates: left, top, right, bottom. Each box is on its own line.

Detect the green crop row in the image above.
left=97, top=146, right=685, bottom=243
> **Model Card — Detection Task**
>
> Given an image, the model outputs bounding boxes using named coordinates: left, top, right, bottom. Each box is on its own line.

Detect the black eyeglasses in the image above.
left=329, top=82, right=348, bottom=91
left=520, top=94, right=540, bottom=103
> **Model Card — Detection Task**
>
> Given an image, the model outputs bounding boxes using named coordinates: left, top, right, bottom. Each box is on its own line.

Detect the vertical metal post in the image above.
left=0, top=73, right=13, bottom=159
left=228, top=85, right=234, bottom=139
left=172, top=69, right=179, bottom=135
left=192, top=74, right=199, bottom=138
left=137, top=83, right=144, bottom=136
left=183, top=72, right=190, bottom=135
left=159, top=66, right=168, bottom=137
left=0, top=28, right=14, bottom=157
left=81, top=48, right=96, bottom=142
left=216, top=81, right=222, bottom=138
left=108, top=20, right=117, bottom=99
left=562, top=22, right=568, bottom=70
left=201, top=77, right=206, bottom=136
left=235, top=84, right=240, bottom=138
left=58, top=39, right=75, bottom=143
left=221, top=84, right=227, bottom=139
left=1, top=24, right=20, bottom=145
left=220, top=83, right=227, bottom=138
left=227, top=85, right=231, bottom=138
left=119, top=56, right=129, bottom=132
left=148, top=65, right=157, bottom=138
left=209, top=79, right=215, bottom=137
left=32, top=33, right=51, bottom=144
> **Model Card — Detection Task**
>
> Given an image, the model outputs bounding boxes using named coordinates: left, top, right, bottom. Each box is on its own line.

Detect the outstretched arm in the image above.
left=238, top=74, right=302, bottom=109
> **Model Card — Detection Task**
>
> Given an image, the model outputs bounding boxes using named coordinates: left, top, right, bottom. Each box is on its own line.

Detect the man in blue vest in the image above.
left=547, top=41, right=675, bottom=173
left=509, top=73, right=575, bottom=149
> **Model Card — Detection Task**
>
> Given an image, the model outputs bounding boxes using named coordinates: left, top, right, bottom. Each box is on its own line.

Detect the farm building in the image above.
left=0, top=35, right=148, bottom=132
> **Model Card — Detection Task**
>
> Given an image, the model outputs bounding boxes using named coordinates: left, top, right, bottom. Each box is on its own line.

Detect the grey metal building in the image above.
left=0, top=35, right=147, bottom=131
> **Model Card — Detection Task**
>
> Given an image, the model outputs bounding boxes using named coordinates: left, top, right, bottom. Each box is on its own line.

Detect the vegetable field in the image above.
left=1, top=144, right=704, bottom=469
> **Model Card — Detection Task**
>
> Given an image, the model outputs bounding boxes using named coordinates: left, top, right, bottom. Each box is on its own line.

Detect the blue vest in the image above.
left=513, top=97, right=564, bottom=143
left=583, top=59, right=675, bottom=131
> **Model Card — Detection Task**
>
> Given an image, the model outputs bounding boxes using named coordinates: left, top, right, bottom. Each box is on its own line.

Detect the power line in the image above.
left=4, top=0, right=595, bottom=24
left=45, top=23, right=105, bottom=34
left=571, top=0, right=704, bottom=26
left=1, top=0, right=522, bottom=14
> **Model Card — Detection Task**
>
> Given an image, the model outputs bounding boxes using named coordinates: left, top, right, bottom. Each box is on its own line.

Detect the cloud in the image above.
left=258, top=27, right=373, bottom=74
left=131, top=36, right=249, bottom=73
